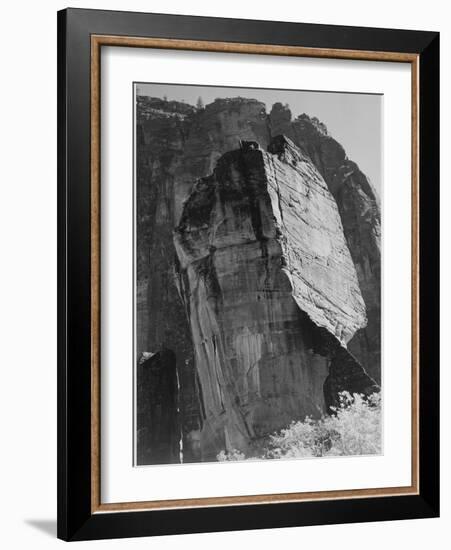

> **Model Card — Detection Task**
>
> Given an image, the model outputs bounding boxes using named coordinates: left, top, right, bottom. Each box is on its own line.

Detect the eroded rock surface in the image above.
left=174, top=137, right=376, bottom=459
left=270, top=104, right=381, bottom=382
left=137, top=97, right=275, bottom=461
left=136, top=95, right=381, bottom=462
left=137, top=97, right=200, bottom=461
left=136, top=350, right=180, bottom=465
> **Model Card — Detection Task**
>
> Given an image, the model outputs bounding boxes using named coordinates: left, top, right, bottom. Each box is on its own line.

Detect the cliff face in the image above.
left=137, top=97, right=201, bottom=461
left=136, top=95, right=381, bottom=463
left=137, top=97, right=275, bottom=461
left=173, top=98, right=271, bottom=223
left=269, top=104, right=381, bottom=382
left=174, top=137, right=376, bottom=459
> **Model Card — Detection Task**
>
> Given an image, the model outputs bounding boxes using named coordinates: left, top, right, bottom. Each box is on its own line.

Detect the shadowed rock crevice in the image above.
left=324, top=346, right=379, bottom=413
left=136, top=349, right=180, bottom=465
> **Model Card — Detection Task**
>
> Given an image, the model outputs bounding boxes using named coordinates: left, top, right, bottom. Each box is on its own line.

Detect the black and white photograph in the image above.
left=135, top=83, right=382, bottom=466
left=0, top=0, right=444, bottom=546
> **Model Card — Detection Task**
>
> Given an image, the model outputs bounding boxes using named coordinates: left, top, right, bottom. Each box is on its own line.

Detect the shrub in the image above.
left=217, top=449, right=246, bottom=462
left=323, top=391, right=381, bottom=456
left=216, top=392, right=381, bottom=461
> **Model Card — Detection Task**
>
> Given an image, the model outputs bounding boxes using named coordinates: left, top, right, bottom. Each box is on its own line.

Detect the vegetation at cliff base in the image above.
left=217, top=392, right=381, bottom=461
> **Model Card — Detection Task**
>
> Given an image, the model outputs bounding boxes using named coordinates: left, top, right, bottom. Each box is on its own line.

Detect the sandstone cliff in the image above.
left=136, top=350, right=180, bottom=465
left=137, top=97, right=276, bottom=461
left=136, top=95, right=381, bottom=463
left=269, top=104, right=381, bottom=382
left=137, top=97, right=200, bottom=462
left=174, top=137, right=376, bottom=459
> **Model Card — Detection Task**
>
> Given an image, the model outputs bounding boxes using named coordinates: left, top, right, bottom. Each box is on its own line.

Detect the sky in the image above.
left=136, top=82, right=382, bottom=193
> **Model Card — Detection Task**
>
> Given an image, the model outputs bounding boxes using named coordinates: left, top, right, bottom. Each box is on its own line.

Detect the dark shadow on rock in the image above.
left=25, top=519, right=57, bottom=538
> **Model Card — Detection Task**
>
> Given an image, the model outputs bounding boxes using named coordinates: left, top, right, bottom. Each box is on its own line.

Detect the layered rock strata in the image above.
left=136, top=95, right=381, bottom=462
left=269, top=104, right=381, bottom=382
left=137, top=97, right=274, bottom=461
left=174, top=136, right=377, bottom=459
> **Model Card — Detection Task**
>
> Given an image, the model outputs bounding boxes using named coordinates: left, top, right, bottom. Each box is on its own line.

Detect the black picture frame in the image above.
left=57, top=7, right=439, bottom=541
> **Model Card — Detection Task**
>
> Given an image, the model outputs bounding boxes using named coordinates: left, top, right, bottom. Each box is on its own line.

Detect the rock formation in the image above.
left=269, top=104, right=381, bottom=382
left=137, top=97, right=274, bottom=461
left=136, top=95, right=381, bottom=463
left=136, top=96, right=201, bottom=462
left=174, top=136, right=377, bottom=459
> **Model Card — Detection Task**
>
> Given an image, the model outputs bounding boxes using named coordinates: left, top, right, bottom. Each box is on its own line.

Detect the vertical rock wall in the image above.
left=137, top=98, right=200, bottom=461
left=174, top=137, right=376, bottom=459
left=136, top=95, right=381, bottom=463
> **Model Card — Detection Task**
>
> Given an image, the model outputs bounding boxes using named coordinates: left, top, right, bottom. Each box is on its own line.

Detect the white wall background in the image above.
left=0, top=1, right=447, bottom=548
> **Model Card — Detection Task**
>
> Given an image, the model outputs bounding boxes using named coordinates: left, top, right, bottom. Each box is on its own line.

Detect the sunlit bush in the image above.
left=217, top=448, right=246, bottom=462
left=216, top=392, right=381, bottom=461
left=322, top=391, right=381, bottom=456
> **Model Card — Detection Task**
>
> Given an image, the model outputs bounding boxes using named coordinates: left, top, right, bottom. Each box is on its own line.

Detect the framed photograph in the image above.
left=57, top=8, right=439, bottom=541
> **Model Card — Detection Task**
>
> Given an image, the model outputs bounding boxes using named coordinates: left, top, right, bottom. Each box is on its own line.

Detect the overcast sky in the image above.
left=137, top=82, right=382, bottom=192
